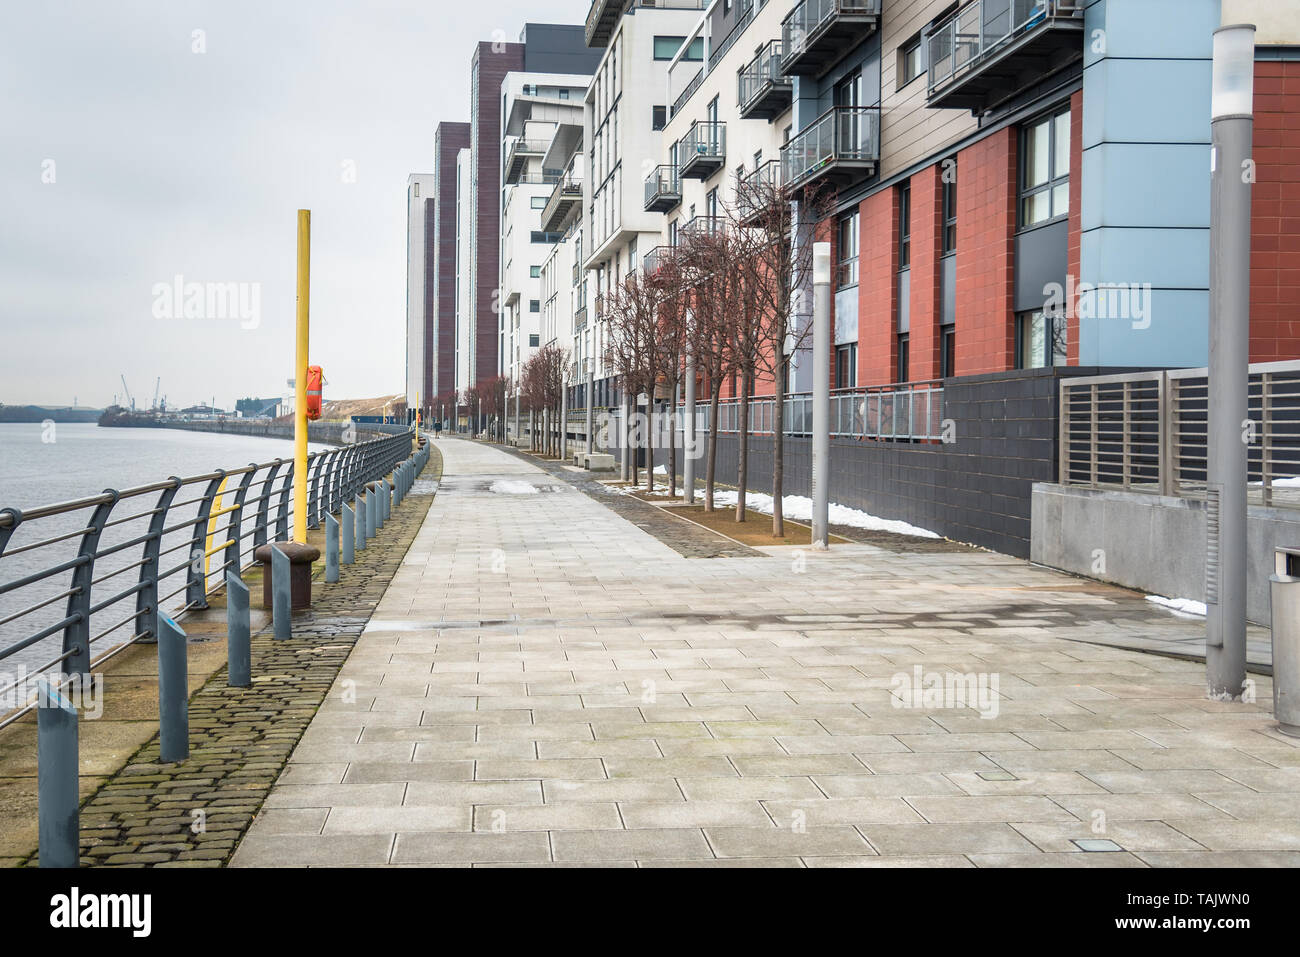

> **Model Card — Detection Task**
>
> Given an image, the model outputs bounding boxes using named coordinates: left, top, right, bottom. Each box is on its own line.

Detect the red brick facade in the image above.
left=909, top=164, right=943, bottom=382
left=1250, top=60, right=1300, bottom=363
left=857, top=186, right=899, bottom=384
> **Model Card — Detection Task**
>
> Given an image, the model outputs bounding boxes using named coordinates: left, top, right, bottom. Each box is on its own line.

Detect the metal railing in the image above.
left=675, top=382, right=945, bottom=441
left=738, top=160, right=782, bottom=221
left=644, top=164, right=682, bottom=211
left=926, top=0, right=1084, bottom=100
left=679, top=215, right=727, bottom=243
left=739, top=40, right=790, bottom=114
left=781, top=105, right=880, bottom=189
left=782, top=0, right=882, bottom=69
left=680, top=120, right=727, bottom=167
left=1059, top=361, right=1300, bottom=507
left=0, top=429, right=415, bottom=730
left=643, top=245, right=675, bottom=275
left=709, top=0, right=757, bottom=71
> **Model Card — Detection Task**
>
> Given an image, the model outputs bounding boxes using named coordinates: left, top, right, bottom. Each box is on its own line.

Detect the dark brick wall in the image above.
left=667, top=368, right=1118, bottom=558
left=433, top=122, right=470, bottom=399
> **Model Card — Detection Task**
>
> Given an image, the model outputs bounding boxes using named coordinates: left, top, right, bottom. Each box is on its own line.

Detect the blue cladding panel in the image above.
left=1081, top=143, right=1212, bottom=230
left=1083, top=58, right=1213, bottom=146
left=1080, top=289, right=1209, bottom=368
left=1081, top=227, right=1210, bottom=290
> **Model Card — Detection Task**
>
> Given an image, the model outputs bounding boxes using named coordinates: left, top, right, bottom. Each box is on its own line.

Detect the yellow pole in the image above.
left=293, top=209, right=310, bottom=543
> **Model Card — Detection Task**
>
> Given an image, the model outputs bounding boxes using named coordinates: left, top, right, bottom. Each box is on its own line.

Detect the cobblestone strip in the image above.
left=19, top=447, right=443, bottom=868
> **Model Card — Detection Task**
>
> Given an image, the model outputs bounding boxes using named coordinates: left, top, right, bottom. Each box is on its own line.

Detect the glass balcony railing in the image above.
left=738, top=40, right=792, bottom=119
left=781, top=0, right=881, bottom=77
left=926, top=0, right=1085, bottom=110
left=644, top=165, right=683, bottom=213
left=780, top=106, right=880, bottom=190
left=679, top=121, right=727, bottom=180
left=737, top=160, right=783, bottom=223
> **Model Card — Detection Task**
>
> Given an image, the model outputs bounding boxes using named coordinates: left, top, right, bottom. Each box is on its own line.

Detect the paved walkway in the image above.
left=232, top=438, right=1300, bottom=867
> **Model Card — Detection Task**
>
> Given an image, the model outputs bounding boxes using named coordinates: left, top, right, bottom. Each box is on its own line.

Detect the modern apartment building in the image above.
left=580, top=0, right=709, bottom=407
left=499, top=62, right=598, bottom=385
left=404, top=173, right=435, bottom=412
left=631, top=0, right=1300, bottom=397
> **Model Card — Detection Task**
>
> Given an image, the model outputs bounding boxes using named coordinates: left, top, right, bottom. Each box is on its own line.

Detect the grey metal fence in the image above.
left=1059, top=360, right=1300, bottom=506
left=0, top=428, right=415, bottom=730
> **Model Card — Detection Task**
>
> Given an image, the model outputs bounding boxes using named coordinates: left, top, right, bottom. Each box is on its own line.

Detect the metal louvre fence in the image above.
left=1059, top=361, right=1300, bottom=507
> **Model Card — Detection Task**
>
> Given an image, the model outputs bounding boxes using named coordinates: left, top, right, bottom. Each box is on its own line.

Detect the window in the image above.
left=835, top=70, right=862, bottom=108
left=1016, top=310, right=1067, bottom=369
left=941, top=327, right=956, bottom=378
left=530, top=266, right=541, bottom=278
left=835, top=344, right=857, bottom=390
left=654, top=36, right=685, bottom=60
left=897, top=334, right=910, bottom=383
left=529, top=334, right=540, bottom=347
left=898, top=184, right=911, bottom=269
left=531, top=231, right=563, bottom=244
left=942, top=166, right=957, bottom=255
left=530, top=300, right=540, bottom=313
left=652, top=106, right=667, bottom=131
left=685, top=37, right=705, bottom=62
left=837, top=211, right=859, bottom=288
left=899, top=35, right=924, bottom=87
left=1020, top=107, right=1071, bottom=228
left=413, top=182, right=420, bottom=198
left=559, top=89, right=569, bottom=100
left=530, top=196, right=548, bottom=209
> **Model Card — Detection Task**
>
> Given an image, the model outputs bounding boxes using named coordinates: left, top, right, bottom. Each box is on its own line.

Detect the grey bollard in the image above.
left=374, top=483, right=385, bottom=531
left=366, top=487, right=377, bottom=540
left=383, top=480, right=392, bottom=521
left=226, top=573, right=251, bottom=688
left=158, top=616, right=190, bottom=762
left=37, top=677, right=79, bottom=868
left=342, top=502, right=355, bottom=564
left=326, top=513, right=340, bottom=583
left=271, top=544, right=292, bottom=641
left=356, top=496, right=367, bottom=551
left=1272, top=547, right=1300, bottom=736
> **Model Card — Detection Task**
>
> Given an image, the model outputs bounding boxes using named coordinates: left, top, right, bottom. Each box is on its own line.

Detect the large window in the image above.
left=1016, top=310, right=1067, bottom=369
left=941, top=327, right=956, bottom=378
left=837, top=211, right=859, bottom=288
left=653, top=36, right=684, bottom=60
left=897, top=334, right=910, bottom=384
left=1020, top=107, right=1071, bottom=228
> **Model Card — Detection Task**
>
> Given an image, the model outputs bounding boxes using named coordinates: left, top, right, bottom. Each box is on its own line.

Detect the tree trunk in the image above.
left=668, top=383, right=678, bottom=499
left=772, top=356, right=785, bottom=538
left=706, top=382, right=721, bottom=513
left=737, top=368, right=752, bottom=523
left=645, top=402, right=656, bottom=495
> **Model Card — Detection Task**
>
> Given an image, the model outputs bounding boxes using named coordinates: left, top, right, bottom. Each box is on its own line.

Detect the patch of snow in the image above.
left=489, top=480, right=539, bottom=495
left=1146, top=595, right=1208, bottom=618
left=711, top=491, right=941, bottom=540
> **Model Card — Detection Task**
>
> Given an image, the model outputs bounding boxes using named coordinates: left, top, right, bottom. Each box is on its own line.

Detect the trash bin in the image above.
left=1270, top=547, right=1300, bottom=737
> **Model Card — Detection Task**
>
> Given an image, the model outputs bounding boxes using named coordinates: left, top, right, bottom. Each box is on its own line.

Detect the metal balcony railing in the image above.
left=540, top=171, right=582, bottom=233
left=679, top=215, right=727, bottom=244
left=672, top=381, right=945, bottom=441
left=679, top=121, right=727, bottom=180
left=574, top=305, right=588, bottom=333
left=643, top=245, right=675, bottom=275
left=926, top=0, right=1085, bottom=108
left=644, top=165, right=683, bottom=213
left=1060, top=361, right=1300, bottom=508
left=504, top=138, right=548, bottom=184
left=781, top=0, right=882, bottom=77
left=739, top=40, right=793, bottom=119
left=781, top=105, right=880, bottom=190
left=737, top=160, right=783, bottom=222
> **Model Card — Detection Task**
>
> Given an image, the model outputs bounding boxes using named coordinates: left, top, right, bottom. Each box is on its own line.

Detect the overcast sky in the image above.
left=0, top=0, right=581, bottom=410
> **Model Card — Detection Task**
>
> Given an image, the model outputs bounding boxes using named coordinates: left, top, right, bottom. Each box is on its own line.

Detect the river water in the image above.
left=0, top=423, right=330, bottom=689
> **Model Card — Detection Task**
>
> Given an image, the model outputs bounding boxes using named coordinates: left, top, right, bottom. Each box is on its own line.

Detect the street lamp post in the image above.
left=1206, top=23, right=1256, bottom=700
left=585, top=358, right=595, bottom=457
left=811, top=241, right=832, bottom=549
left=684, top=340, right=697, bottom=504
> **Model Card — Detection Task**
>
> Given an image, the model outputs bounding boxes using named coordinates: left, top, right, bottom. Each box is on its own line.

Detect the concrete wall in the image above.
left=1031, top=482, right=1300, bottom=626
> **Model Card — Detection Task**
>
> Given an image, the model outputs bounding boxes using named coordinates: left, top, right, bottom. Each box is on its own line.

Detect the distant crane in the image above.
left=119, top=375, right=135, bottom=412
left=151, top=378, right=161, bottom=412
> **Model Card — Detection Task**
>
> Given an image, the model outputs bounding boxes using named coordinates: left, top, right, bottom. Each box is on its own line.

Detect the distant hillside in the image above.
left=319, top=394, right=405, bottom=422
left=0, top=404, right=103, bottom=424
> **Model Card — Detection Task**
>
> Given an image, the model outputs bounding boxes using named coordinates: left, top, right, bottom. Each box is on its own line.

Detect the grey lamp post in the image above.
left=684, top=339, right=697, bottom=504
left=585, top=358, right=595, bottom=456
left=1206, top=23, right=1256, bottom=700
left=811, top=241, right=832, bottom=549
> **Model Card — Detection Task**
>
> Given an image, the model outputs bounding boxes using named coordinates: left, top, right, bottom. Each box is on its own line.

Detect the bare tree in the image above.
left=730, top=173, right=836, bottom=535
left=602, top=273, right=663, bottom=493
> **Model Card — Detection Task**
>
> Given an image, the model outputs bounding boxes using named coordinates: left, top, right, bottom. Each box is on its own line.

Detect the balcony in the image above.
left=739, top=41, right=793, bottom=120
left=584, top=0, right=622, bottom=48
left=504, top=138, right=547, bottom=185
left=781, top=0, right=881, bottom=79
left=781, top=106, right=880, bottom=191
left=679, top=215, right=727, bottom=244
left=926, top=0, right=1085, bottom=113
left=540, top=172, right=582, bottom=233
left=737, top=160, right=783, bottom=225
left=644, top=165, right=682, bottom=213
left=574, top=305, right=588, bottom=333
left=643, top=245, right=675, bottom=276
left=679, top=121, right=727, bottom=181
